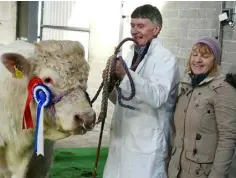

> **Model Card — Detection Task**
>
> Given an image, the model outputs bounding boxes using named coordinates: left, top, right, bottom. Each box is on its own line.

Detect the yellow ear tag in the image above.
left=14, top=65, right=24, bottom=79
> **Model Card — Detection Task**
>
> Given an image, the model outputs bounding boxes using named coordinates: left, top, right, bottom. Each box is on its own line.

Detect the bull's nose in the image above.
left=73, top=113, right=96, bottom=131
left=73, top=114, right=84, bottom=125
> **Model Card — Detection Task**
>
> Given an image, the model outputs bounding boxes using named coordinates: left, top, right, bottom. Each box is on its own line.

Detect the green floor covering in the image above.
left=48, top=148, right=108, bottom=178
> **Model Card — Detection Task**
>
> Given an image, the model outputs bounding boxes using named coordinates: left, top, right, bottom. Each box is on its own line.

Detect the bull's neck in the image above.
left=0, top=76, right=35, bottom=141
left=0, top=76, right=70, bottom=143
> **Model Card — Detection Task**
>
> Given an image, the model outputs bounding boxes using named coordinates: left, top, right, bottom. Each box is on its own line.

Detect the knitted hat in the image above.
left=195, top=37, right=221, bottom=65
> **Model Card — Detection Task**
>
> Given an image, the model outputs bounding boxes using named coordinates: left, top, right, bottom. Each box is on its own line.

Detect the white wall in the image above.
left=0, top=0, right=165, bottom=62
left=0, top=1, right=17, bottom=45
left=88, top=0, right=122, bottom=62
left=39, top=0, right=122, bottom=62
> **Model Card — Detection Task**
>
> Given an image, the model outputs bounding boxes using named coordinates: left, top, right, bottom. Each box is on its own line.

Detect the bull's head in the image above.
left=0, top=40, right=96, bottom=139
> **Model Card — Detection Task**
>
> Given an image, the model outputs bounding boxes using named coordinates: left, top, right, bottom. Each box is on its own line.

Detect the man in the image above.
left=103, top=4, right=180, bottom=178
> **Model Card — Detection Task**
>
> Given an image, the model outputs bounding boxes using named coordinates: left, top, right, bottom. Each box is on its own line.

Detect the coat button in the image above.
left=195, top=170, right=200, bottom=175
left=196, top=133, right=201, bottom=140
left=193, top=148, right=197, bottom=155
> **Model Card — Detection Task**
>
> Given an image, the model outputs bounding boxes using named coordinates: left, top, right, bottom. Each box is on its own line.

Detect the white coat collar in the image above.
left=127, top=37, right=162, bottom=73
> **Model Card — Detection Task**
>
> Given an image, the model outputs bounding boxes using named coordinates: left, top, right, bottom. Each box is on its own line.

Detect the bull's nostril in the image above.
left=74, top=115, right=83, bottom=125
left=73, top=112, right=96, bottom=131
left=93, top=113, right=96, bottom=124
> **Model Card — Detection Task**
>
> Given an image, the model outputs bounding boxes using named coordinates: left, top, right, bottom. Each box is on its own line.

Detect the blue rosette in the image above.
left=33, top=84, right=52, bottom=156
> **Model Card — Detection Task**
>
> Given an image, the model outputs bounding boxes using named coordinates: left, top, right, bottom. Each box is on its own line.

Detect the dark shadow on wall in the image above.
left=16, top=1, right=39, bottom=43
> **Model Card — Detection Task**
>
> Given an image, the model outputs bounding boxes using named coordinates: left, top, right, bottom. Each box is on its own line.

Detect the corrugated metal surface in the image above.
left=43, top=1, right=76, bottom=27
left=41, top=1, right=90, bottom=60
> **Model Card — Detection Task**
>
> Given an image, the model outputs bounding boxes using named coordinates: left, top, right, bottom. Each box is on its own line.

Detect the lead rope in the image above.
left=91, top=37, right=138, bottom=178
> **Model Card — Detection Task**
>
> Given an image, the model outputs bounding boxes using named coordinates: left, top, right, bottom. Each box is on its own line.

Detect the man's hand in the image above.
left=114, top=60, right=126, bottom=79
left=102, top=59, right=126, bottom=80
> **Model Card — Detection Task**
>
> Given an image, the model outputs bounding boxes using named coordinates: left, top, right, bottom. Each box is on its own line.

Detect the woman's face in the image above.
left=190, top=43, right=215, bottom=75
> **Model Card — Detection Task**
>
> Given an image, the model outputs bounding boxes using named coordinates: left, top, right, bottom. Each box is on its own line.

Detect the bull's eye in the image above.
left=44, top=77, right=52, bottom=84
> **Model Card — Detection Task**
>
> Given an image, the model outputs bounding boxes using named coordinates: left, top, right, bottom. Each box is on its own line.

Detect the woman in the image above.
left=168, top=37, right=236, bottom=178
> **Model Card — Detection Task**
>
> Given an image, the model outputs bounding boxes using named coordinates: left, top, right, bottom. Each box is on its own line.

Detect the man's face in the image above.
left=130, top=18, right=161, bottom=46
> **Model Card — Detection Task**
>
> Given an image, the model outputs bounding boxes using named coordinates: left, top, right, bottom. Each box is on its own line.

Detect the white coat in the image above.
left=103, top=37, right=180, bottom=178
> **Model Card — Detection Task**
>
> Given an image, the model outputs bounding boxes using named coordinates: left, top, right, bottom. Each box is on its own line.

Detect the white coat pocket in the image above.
left=124, top=126, right=166, bottom=154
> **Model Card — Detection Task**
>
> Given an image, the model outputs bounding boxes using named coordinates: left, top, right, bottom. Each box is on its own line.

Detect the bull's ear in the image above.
left=1, top=53, right=31, bottom=78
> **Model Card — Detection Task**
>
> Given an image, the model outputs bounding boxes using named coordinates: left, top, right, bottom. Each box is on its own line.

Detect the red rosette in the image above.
left=27, top=77, right=43, bottom=95
left=22, top=77, right=43, bottom=129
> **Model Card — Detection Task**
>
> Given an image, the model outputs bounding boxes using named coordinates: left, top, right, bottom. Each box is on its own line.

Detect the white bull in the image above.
left=0, top=40, right=96, bottom=178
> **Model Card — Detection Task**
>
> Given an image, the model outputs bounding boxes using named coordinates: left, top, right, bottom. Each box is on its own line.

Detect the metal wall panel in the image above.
left=40, top=1, right=90, bottom=60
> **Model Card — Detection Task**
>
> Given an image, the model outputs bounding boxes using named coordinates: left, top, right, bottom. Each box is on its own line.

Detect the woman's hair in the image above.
left=186, top=42, right=220, bottom=77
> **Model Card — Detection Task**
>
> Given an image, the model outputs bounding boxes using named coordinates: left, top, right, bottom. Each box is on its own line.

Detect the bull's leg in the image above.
left=9, top=154, right=32, bottom=178
left=0, top=173, right=6, bottom=178
left=0, top=145, right=11, bottom=178
left=0, top=137, right=4, bottom=148
left=0, top=166, right=12, bottom=178
left=0, top=154, right=8, bottom=171
left=5, top=147, right=32, bottom=178
left=4, top=130, right=35, bottom=178
left=0, top=173, right=4, bottom=178
left=1, top=171, right=11, bottom=178
left=25, top=139, right=55, bottom=178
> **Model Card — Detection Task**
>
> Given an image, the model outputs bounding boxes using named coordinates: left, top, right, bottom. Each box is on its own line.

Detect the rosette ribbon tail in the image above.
left=33, top=84, right=52, bottom=156
left=34, top=99, right=45, bottom=156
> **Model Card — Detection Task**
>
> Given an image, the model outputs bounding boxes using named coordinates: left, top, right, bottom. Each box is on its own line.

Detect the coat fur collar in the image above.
left=225, top=73, right=236, bottom=89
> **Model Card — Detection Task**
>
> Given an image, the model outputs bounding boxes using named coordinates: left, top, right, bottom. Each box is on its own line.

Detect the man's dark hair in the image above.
left=131, top=4, right=162, bottom=26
